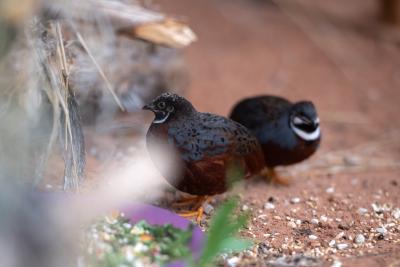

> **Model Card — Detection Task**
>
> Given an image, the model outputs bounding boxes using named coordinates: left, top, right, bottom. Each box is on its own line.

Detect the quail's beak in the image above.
left=142, top=103, right=154, bottom=111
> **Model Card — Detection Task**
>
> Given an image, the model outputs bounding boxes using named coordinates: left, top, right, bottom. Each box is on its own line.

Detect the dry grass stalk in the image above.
left=76, top=31, right=125, bottom=111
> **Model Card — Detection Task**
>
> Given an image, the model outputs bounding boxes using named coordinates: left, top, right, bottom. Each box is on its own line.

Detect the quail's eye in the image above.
left=294, top=115, right=311, bottom=125
left=166, top=105, right=174, bottom=112
left=157, top=101, right=166, bottom=109
left=293, top=116, right=304, bottom=125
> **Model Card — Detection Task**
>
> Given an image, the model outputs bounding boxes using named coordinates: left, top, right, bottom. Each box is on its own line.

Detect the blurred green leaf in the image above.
left=197, top=198, right=252, bottom=267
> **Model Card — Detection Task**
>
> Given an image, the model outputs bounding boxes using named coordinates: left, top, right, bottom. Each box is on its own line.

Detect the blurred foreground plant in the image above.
left=196, top=198, right=252, bottom=267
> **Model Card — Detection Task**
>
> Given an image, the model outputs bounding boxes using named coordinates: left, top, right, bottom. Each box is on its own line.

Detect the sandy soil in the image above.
left=154, top=0, right=400, bottom=266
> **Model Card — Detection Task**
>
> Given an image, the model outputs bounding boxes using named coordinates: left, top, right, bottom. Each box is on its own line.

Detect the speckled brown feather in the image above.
left=146, top=105, right=264, bottom=195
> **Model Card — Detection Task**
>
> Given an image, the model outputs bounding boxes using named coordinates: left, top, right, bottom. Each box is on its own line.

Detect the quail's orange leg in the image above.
left=171, top=195, right=204, bottom=207
left=177, top=196, right=209, bottom=224
left=261, top=168, right=290, bottom=186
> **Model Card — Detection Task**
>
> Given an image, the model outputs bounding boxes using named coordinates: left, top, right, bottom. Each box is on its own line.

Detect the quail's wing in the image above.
left=230, top=95, right=292, bottom=129
left=167, top=113, right=260, bottom=162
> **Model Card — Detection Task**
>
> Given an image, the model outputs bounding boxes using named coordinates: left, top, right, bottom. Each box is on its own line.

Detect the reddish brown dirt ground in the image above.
left=42, top=0, right=400, bottom=266
left=156, top=0, right=400, bottom=266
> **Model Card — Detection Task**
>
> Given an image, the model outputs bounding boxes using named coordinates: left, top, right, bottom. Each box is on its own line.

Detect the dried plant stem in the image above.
left=55, top=22, right=70, bottom=150
left=53, top=22, right=81, bottom=191
left=76, top=31, right=125, bottom=111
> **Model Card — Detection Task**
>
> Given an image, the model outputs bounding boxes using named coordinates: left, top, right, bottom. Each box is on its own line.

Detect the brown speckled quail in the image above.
left=143, top=93, right=265, bottom=220
left=230, top=95, right=321, bottom=185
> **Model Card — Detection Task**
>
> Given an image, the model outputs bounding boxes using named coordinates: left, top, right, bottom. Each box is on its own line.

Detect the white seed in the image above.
left=328, top=240, right=336, bottom=247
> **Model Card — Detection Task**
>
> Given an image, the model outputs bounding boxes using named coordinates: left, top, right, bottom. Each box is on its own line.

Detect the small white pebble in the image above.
left=326, top=187, right=335, bottom=194
left=290, top=197, right=300, bottom=204
left=376, top=227, right=387, bottom=235
left=296, top=219, right=301, bottom=225
left=288, top=221, right=297, bottom=228
left=331, top=260, right=342, bottom=267
left=320, top=215, right=328, bottom=222
left=203, top=204, right=214, bottom=215
left=392, top=208, right=400, bottom=219
left=371, top=203, right=383, bottom=213
left=241, top=205, right=249, bottom=211
left=264, top=202, right=275, bottom=210
left=328, top=240, right=336, bottom=247
left=355, top=234, right=365, bottom=244
left=308, top=235, right=318, bottom=240
left=311, top=218, right=319, bottom=225
left=358, top=208, right=368, bottom=215
left=336, top=243, right=348, bottom=250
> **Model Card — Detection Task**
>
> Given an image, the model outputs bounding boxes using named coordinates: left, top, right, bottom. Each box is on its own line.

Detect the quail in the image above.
left=230, top=95, right=321, bottom=185
left=143, top=93, right=264, bottom=221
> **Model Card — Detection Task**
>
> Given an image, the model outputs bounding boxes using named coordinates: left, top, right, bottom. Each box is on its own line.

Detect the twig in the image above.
left=55, top=22, right=69, bottom=149
left=75, top=31, right=125, bottom=111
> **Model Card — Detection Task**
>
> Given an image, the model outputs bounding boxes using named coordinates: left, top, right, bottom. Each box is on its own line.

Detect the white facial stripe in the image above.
left=291, top=122, right=321, bottom=141
left=153, top=112, right=170, bottom=124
